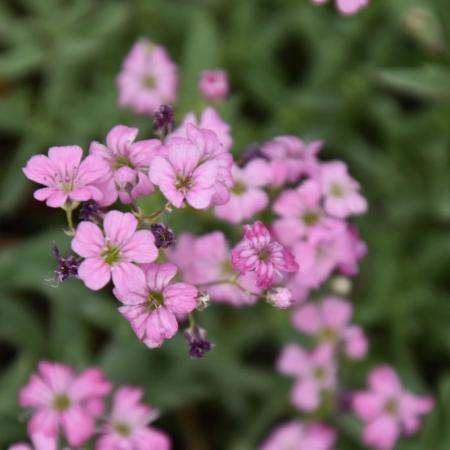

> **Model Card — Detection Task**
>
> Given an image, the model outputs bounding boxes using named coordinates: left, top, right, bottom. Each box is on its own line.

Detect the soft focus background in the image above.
left=1, top=0, right=450, bottom=448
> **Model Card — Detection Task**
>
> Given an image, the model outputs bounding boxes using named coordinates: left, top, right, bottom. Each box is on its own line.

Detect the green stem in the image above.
left=188, top=313, right=196, bottom=329
left=136, top=202, right=173, bottom=224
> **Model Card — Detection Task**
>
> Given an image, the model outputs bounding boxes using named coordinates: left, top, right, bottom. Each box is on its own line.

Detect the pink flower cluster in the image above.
left=11, top=361, right=170, bottom=450
left=312, top=0, right=370, bottom=15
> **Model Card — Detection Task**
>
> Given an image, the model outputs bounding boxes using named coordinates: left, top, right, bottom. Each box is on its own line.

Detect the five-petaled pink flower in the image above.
left=260, top=421, right=336, bottom=450
left=198, top=70, right=229, bottom=102
left=320, top=161, right=368, bottom=218
left=117, top=39, right=177, bottom=115
left=114, top=262, right=198, bottom=348
left=293, top=297, right=368, bottom=359
left=72, top=210, right=157, bottom=291
left=19, top=361, right=111, bottom=447
left=89, top=125, right=166, bottom=205
left=352, top=365, right=433, bottom=450
left=277, top=344, right=336, bottom=412
left=312, top=0, right=369, bottom=15
left=96, top=386, right=170, bottom=450
left=23, top=146, right=108, bottom=208
left=231, top=221, right=299, bottom=289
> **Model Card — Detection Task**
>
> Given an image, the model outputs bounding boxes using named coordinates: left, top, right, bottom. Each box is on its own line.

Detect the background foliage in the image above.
left=1, top=0, right=449, bottom=448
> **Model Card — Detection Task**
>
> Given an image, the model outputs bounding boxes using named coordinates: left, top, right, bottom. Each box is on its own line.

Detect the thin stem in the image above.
left=135, top=202, right=173, bottom=224
left=188, top=313, right=195, bottom=329
left=64, top=207, right=75, bottom=236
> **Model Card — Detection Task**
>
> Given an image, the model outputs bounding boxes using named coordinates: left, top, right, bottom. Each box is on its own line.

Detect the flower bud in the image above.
left=196, top=291, right=211, bottom=311
left=153, top=104, right=175, bottom=136
left=150, top=223, right=175, bottom=248
left=266, top=287, right=293, bottom=309
left=184, top=325, right=214, bottom=359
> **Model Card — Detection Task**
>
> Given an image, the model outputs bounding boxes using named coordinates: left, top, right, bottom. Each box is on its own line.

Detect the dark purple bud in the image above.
left=337, top=390, right=354, bottom=412
left=154, top=104, right=175, bottom=136
left=52, top=242, right=81, bottom=284
left=184, top=325, right=214, bottom=359
left=238, top=142, right=267, bottom=167
left=78, top=200, right=103, bottom=223
left=150, top=223, right=175, bottom=248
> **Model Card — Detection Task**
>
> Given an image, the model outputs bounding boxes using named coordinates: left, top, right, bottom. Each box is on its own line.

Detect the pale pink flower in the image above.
left=260, top=136, right=322, bottom=186
left=23, top=146, right=108, bottom=208
left=214, top=159, right=272, bottom=223
left=19, top=361, right=111, bottom=447
left=260, top=421, right=336, bottom=450
left=117, top=39, right=177, bottom=115
left=150, top=124, right=232, bottom=208
left=293, top=297, right=368, bottom=359
left=89, top=125, right=166, bottom=205
left=231, top=221, right=299, bottom=289
left=266, top=287, right=293, bottom=309
left=96, top=386, right=170, bottom=450
left=170, top=107, right=233, bottom=153
left=72, top=211, right=157, bottom=291
left=278, top=344, right=337, bottom=412
left=352, top=365, right=433, bottom=450
left=273, top=179, right=343, bottom=246
left=320, top=161, right=368, bottom=218
left=335, top=224, right=367, bottom=276
left=114, top=262, right=197, bottom=348
left=199, top=70, right=229, bottom=101
left=9, top=433, right=57, bottom=450
left=312, top=0, right=369, bottom=15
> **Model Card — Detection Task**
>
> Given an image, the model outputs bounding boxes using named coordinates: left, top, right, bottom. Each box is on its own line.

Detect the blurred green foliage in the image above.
left=1, top=0, right=450, bottom=448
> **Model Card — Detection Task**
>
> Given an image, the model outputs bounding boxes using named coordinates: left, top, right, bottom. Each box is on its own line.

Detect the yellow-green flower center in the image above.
left=175, top=175, right=192, bottom=193
left=384, top=398, right=398, bottom=415
left=53, top=393, right=71, bottom=411
left=101, top=245, right=121, bottom=265
left=143, top=76, right=156, bottom=89
left=112, top=156, right=134, bottom=171
left=114, top=421, right=131, bottom=436
left=313, top=366, right=326, bottom=380
left=231, top=181, right=246, bottom=195
left=318, top=327, right=337, bottom=342
left=330, top=183, right=344, bottom=198
left=302, top=210, right=320, bottom=226
left=147, top=291, right=165, bottom=310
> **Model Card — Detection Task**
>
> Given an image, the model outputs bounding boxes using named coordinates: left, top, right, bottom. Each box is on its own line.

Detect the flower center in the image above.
left=114, top=421, right=131, bottom=436
left=175, top=175, right=192, bottom=193
left=384, top=398, right=398, bottom=415
left=318, top=327, right=337, bottom=342
left=330, top=183, right=345, bottom=198
left=112, top=156, right=134, bottom=171
left=302, top=210, right=320, bottom=226
left=101, top=245, right=121, bottom=265
left=53, top=393, right=71, bottom=411
left=258, top=248, right=270, bottom=262
left=221, top=259, right=234, bottom=276
left=313, top=366, right=326, bottom=380
left=231, top=181, right=246, bottom=195
left=146, top=290, right=165, bottom=310
left=143, top=76, right=156, bottom=89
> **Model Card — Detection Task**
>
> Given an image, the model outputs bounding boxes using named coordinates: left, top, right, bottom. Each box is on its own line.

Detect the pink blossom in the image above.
left=266, top=287, right=294, bottom=309
left=312, top=0, right=369, bottom=15
left=260, top=136, right=322, bottom=186
left=273, top=179, right=343, bottom=246
left=199, top=70, right=229, bottom=101
left=23, top=146, right=108, bottom=208
left=8, top=434, right=57, bottom=450
left=320, top=161, right=368, bottom=218
left=96, top=386, right=170, bottom=450
left=19, top=361, right=111, bottom=447
left=260, top=421, right=336, bottom=450
left=72, top=211, right=157, bottom=291
left=231, top=221, right=299, bottom=289
left=277, top=344, right=337, bottom=412
left=150, top=124, right=232, bottom=208
left=214, top=159, right=272, bottom=223
left=352, top=365, right=433, bottom=450
left=293, top=297, right=368, bottom=359
left=170, top=107, right=233, bottom=153
left=114, top=262, right=197, bottom=348
left=117, top=39, right=177, bottom=115
left=89, top=125, right=166, bottom=205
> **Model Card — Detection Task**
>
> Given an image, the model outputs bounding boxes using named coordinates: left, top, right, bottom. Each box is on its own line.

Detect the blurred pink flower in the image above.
left=260, top=421, right=336, bottom=450
left=19, top=362, right=111, bottom=447
left=9, top=433, right=57, bottom=450
left=313, top=0, right=369, bottom=15
left=96, top=386, right=170, bottom=450
left=293, top=297, right=368, bottom=359
left=231, top=221, right=299, bottom=289
left=89, top=125, right=166, bottom=205
left=23, top=146, right=108, bottom=208
left=352, top=365, right=433, bottom=450
left=114, top=262, right=197, bottom=348
left=214, top=159, right=272, bottom=223
left=199, top=70, right=229, bottom=101
left=72, top=211, right=157, bottom=290
left=320, top=161, right=368, bottom=218
left=277, top=344, right=336, bottom=412
left=266, top=287, right=294, bottom=309
left=117, top=39, right=177, bottom=115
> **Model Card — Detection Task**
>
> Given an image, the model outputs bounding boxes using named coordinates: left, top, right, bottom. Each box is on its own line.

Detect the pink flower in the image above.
left=117, top=39, right=177, bottom=115
left=352, top=365, right=434, bottom=450
left=9, top=434, right=57, bottom=450
left=96, top=386, right=170, bottom=450
left=231, top=221, right=299, bottom=289
left=312, top=0, right=369, bottom=15
left=273, top=179, right=343, bottom=246
left=23, top=146, right=108, bottom=208
left=260, top=136, right=322, bottom=186
left=266, top=287, right=293, bottom=309
left=150, top=124, right=233, bottom=209
left=170, top=107, right=233, bottom=153
left=19, top=361, right=111, bottom=447
left=293, top=297, right=368, bottom=359
left=72, top=210, right=157, bottom=291
left=114, top=262, right=197, bottom=348
left=89, top=125, right=166, bottom=205
left=214, top=159, right=272, bottom=223
left=277, top=344, right=337, bottom=412
left=198, top=70, right=229, bottom=101
left=320, top=161, right=368, bottom=218
left=260, top=421, right=336, bottom=450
